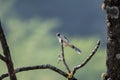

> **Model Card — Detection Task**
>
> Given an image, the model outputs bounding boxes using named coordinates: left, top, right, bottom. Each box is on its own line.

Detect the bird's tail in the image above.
left=70, top=45, right=82, bottom=54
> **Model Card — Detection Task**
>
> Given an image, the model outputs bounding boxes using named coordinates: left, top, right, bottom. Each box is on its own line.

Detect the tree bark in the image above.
left=104, top=0, right=120, bottom=80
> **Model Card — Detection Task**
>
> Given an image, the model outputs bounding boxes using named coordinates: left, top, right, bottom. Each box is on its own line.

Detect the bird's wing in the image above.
left=60, top=35, right=69, bottom=43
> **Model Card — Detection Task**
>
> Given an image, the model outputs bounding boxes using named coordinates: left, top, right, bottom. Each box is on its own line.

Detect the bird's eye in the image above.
left=56, top=32, right=60, bottom=36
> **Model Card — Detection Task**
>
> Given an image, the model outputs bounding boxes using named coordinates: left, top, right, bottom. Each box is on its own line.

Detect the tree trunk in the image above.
left=104, top=0, right=120, bottom=80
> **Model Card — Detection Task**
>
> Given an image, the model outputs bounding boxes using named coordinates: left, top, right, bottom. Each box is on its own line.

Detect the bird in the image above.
left=56, top=32, right=82, bottom=54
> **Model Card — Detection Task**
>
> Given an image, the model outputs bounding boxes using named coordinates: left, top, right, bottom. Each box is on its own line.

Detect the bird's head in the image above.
left=56, top=32, right=60, bottom=36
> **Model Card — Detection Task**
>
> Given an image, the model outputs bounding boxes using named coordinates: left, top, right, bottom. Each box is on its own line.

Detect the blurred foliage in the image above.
left=0, top=17, right=106, bottom=80
left=0, top=0, right=16, bottom=18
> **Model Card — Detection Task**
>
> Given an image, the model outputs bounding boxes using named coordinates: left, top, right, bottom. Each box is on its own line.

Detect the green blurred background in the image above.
left=0, top=0, right=106, bottom=80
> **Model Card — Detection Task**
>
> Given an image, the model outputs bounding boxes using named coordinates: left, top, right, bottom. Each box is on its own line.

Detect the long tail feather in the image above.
left=71, top=45, right=82, bottom=54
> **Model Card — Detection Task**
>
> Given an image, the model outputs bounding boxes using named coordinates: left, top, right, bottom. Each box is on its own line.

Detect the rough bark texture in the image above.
left=104, top=0, right=120, bottom=80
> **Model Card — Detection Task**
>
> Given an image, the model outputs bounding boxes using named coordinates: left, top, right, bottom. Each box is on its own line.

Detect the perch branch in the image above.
left=72, top=40, right=100, bottom=74
left=0, top=21, right=17, bottom=80
left=0, top=64, right=68, bottom=79
left=61, top=40, right=71, bottom=73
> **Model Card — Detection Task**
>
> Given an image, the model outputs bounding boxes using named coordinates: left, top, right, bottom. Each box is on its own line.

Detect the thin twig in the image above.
left=0, top=64, right=68, bottom=79
left=0, top=54, right=6, bottom=62
left=61, top=40, right=71, bottom=73
left=72, top=40, right=100, bottom=74
left=0, top=21, right=17, bottom=80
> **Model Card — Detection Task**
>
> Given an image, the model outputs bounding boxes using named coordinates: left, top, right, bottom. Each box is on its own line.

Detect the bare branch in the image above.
left=0, top=54, right=6, bottom=62
left=0, top=64, right=68, bottom=79
left=61, top=40, right=71, bottom=73
left=0, top=21, right=17, bottom=80
left=72, top=40, right=100, bottom=74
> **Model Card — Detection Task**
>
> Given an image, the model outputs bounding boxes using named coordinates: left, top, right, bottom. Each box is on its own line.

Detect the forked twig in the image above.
left=61, top=40, right=71, bottom=73
left=72, top=40, right=100, bottom=74
left=0, top=23, right=100, bottom=80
